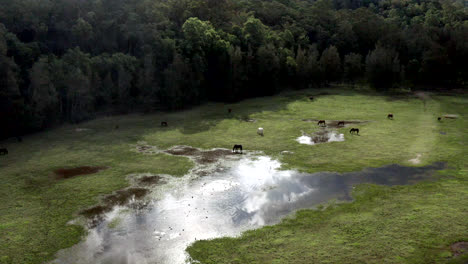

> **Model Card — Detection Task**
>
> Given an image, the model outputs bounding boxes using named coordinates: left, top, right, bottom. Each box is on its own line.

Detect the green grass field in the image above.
left=0, top=87, right=467, bottom=263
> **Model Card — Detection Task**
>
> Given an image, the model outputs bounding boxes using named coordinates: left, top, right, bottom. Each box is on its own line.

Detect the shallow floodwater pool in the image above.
left=296, top=131, right=345, bottom=145
left=52, top=154, right=444, bottom=264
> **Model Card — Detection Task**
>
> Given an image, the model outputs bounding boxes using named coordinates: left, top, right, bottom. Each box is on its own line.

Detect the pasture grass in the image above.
left=0, top=87, right=467, bottom=263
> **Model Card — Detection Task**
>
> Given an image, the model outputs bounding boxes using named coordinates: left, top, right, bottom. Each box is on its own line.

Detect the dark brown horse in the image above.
left=232, top=145, right=243, bottom=154
left=228, top=109, right=232, bottom=113
left=317, top=120, right=326, bottom=126
left=0, top=148, right=8, bottom=155
left=387, top=114, right=394, bottom=119
left=161, top=121, right=168, bottom=127
left=349, top=128, right=359, bottom=134
left=338, top=121, right=345, bottom=127
left=309, top=96, right=314, bottom=101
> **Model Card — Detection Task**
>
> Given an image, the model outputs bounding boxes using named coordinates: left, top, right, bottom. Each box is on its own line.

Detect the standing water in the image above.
left=53, top=153, right=444, bottom=264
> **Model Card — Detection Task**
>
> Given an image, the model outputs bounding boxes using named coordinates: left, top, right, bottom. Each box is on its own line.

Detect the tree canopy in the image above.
left=0, top=0, right=467, bottom=138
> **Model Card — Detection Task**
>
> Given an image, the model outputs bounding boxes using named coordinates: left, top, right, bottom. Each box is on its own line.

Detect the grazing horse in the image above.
left=0, top=148, right=8, bottom=155
left=317, top=120, right=326, bottom=126
left=437, top=117, right=441, bottom=121
left=309, top=96, right=314, bottom=101
left=349, top=128, right=359, bottom=134
left=387, top=114, right=394, bottom=119
left=232, top=145, right=243, bottom=154
left=161, top=121, right=168, bottom=127
left=338, top=121, right=345, bottom=127
left=228, top=109, right=232, bottom=113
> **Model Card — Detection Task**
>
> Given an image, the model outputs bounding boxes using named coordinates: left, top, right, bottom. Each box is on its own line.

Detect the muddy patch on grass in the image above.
left=165, top=146, right=236, bottom=165
left=165, top=146, right=201, bottom=156
left=133, top=141, right=161, bottom=154
left=198, top=149, right=235, bottom=164
left=80, top=205, right=109, bottom=219
left=103, top=188, right=148, bottom=206
left=451, top=242, right=468, bottom=256
left=134, top=142, right=237, bottom=165
left=138, top=175, right=163, bottom=185
left=80, top=188, right=149, bottom=221
left=54, top=166, right=108, bottom=179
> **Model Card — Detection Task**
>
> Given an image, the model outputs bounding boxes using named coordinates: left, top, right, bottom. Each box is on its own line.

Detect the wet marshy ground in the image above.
left=297, top=120, right=367, bottom=145
left=297, top=130, right=345, bottom=145
left=53, top=151, right=445, bottom=264
left=137, top=175, right=162, bottom=185
left=80, top=188, right=149, bottom=223
left=165, top=146, right=235, bottom=164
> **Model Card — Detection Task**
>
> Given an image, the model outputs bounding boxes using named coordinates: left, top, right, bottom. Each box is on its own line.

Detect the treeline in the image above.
left=0, top=0, right=467, bottom=138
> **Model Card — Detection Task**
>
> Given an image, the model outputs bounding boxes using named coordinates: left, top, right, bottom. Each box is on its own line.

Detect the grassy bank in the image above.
left=0, top=88, right=466, bottom=263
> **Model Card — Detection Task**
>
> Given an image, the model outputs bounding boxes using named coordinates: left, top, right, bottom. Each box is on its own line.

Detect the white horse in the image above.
left=257, top=127, right=264, bottom=136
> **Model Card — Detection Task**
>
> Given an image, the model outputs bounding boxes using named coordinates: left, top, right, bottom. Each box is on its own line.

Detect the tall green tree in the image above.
left=319, top=45, right=342, bottom=82
left=365, top=45, right=400, bottom=88
left=343, top=52, right=362, bottom=82
left=29, top=56, right=58, bottom=128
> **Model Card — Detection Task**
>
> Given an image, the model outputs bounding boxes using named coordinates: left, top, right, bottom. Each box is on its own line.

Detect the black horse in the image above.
left=349, top=128, right=359, bottom=134
left=338, top=121, right=345, bottom=127
left=232, top=145, right=243, bottom=154
left=0, top=148, right=8, bottom=155
left=309, top=96, right=314, bottom=101
left=437, top=117, right=441, bottom=121
left=161, top=121, right=168, bottom=127
left=387, top=114, right=394, bottom=119
left=317, top=120, right=326, bottom=126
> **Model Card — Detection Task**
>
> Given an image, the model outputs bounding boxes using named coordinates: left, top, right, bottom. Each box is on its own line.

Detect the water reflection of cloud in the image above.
left=53, top=154, right=444, bottom=264
left=296, top=135, right=314, bottom=145
left=296, top=131, right=345, bottom=145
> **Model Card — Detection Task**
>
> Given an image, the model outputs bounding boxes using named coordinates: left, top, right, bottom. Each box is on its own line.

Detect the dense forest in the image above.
left=0, top=0, right=467, bottom=139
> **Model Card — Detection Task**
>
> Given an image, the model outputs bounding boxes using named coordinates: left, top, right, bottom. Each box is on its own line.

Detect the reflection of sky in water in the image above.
left=296, top=131, right=345, bottom=145
left=53, top=156, right=444, bottom=264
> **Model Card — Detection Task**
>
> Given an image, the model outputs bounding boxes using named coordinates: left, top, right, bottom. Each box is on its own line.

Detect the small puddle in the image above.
left=297, top=130, right=345, bottom=145
left=53, top=153, right=445, bottom=264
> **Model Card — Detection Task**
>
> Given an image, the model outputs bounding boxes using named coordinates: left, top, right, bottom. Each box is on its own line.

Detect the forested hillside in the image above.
left=0, top=0, right=467, bottom=138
